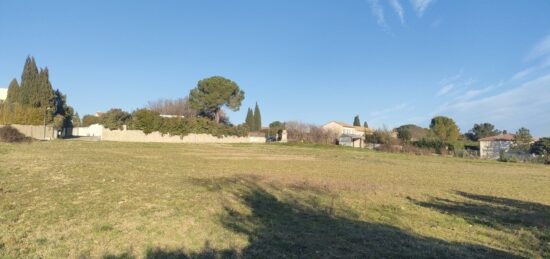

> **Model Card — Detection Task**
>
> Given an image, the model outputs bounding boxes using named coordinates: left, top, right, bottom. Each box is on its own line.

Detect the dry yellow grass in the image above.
left=0, top=141, right=549, bottom=258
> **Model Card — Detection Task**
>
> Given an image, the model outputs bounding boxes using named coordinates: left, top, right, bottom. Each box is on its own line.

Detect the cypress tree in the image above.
left=245, top=107, right=254, bottom=130
left=17, top=57, right=53, bottom=108
left=353, top=115, right=361, bottom=126
left=73, top=112, right=81, bottom=127
left=19, top=56, right=39, bottom=105
left=6, top=78, right=20, bottom=103
left=38, top=67, right=54, bottom=108
left=253, top=102, right=262, bottom=131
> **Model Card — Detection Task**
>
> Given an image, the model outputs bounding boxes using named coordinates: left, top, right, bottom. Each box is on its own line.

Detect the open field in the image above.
left=0, top=141, right=549, bottom=258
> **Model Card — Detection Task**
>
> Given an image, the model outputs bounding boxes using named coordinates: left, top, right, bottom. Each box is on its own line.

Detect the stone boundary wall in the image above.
left=0, top=124, right=56, bottom=140
left=101, top=128, right=265, bottom=144
left=69, top=124, right=104, bottom=137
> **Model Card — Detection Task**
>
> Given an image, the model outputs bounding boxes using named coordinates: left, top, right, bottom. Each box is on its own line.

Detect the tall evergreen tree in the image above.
left=18, top=56, right=53, bottom=108
left=19, top=56, right=39, bottom=105
left=353, top=115, right=361, bottom=126
left=6, top=78, right=20, bottom=103
left=188, top=76, right=244, bottom=123
left=245, top=107, right=254, bottom=130
left=72, top=112, right=81, bottom=127
left=253, top=102, right=262, bottom=131
left=37, top=67, right=54, bottom=108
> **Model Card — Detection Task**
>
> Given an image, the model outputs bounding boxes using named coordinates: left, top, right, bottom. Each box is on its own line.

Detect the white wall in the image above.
left=101, top=128, right=265, bottom=143
left=0, top=88, right=7, bottom=102
left=0, top=124, right=56, bottom=140
left=480, top=140, right=512, bottom=159
left=71, top=124, right=104, bottom=137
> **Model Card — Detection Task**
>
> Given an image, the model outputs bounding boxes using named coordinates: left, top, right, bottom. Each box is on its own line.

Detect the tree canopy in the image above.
left=2, top=56, right=75, bottom=127
left=100, top=108, right=131, bottom=130
left=429, top=116, right=460, bottom=142
left=396, top=127, right=412, bottom=143
left=530, top=137, right=550, bottom=155
left=188, top=76, right=244, bottom=123
left=353, top=115, right=361, bottom=126
left=395, top=124, right=428, bottom=140
left=468, top=123, right=500, bottom=141
left=514, top=127, right=533, bottom=151
left=245, top=107, right=255, bottom=130
left=254, top=102, right=262, bottom=131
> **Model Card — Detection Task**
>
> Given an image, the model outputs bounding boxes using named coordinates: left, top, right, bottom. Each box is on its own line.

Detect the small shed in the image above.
left=479, top=134, right=515, bottom=159
left=339, top=134, right=364, bottom=148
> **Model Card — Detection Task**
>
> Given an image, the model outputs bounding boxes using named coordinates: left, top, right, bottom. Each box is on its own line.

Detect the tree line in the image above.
left=1, top=57, right=77, bottom=128
left=244, top=103, right=262, bottom=131
left=78, top=76, right=265, bottom=137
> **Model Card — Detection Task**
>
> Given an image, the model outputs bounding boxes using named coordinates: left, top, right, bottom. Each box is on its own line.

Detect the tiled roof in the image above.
left=479, top=134, right=515, bottom=141
left=332, top=121, right=354, bottom=127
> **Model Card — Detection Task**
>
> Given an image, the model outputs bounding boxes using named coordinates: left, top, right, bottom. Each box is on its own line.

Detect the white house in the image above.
left=0, top=88, right=7, bottom=103
left=322, top=121, right=372, bottom=148
left=479, top=133, right=515, bottom=159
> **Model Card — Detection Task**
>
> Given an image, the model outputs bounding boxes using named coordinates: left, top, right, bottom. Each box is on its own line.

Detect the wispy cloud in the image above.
left=516, top=35, right=550, bottom=80
left=439, top=69, right=462, bottom=85
left=370, top=102, right=409, bottom=117
left=410, top=0, right=434, bottom=17
left=368, top=0, right=388, bottom=30
left=526, top=35, right=550, bottom=62
left=453, top=82, right=501, bottom=101
left=388, top=0, right=405, bottom=24
left=436, top=84, right=454, bottom=97
left=512, top=67, right=535, bottom=81
left=435, top=69, right=463, bottom=97
left=437, top=74, right=550, bottom=135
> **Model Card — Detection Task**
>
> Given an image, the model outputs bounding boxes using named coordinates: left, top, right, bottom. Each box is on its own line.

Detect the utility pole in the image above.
left=43, top=107, right=50, bottom=140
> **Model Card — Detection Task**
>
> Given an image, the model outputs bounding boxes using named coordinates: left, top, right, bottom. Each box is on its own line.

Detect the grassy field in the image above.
left=0, top=141, right=549, bottom=258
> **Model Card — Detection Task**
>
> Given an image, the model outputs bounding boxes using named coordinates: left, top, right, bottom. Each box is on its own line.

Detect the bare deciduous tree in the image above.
left=286, top=121, right=338, bottom=144
left=147, top=97, right=196, bottom=118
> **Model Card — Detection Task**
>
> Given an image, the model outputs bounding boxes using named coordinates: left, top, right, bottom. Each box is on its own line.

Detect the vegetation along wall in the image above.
left=100, top=128, right=265, bottom=143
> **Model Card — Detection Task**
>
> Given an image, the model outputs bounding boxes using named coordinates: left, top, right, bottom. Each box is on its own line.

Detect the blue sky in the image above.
left=1, top=1, right=549, bottom=136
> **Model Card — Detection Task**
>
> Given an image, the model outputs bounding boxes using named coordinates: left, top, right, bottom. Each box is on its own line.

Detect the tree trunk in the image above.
left=214, top=109, right=221, bottom=123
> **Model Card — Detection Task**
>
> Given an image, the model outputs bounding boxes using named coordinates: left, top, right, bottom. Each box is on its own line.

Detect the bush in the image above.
left=285, top=121, right=337, bottom=144
left=454, top=149, right=478, bottom=158
left=0, top=126, right=30, bottom=143
left=100, top=108, right=131, bottom=130
left=531, top=137, right=550, bottom=155
left=130, top=109, right=162, bottom=134
left=401, top=145, right=433, bottom=155
left=499, top=150, right=518, bottom=163
left=413, top=138, right=447, bottom=154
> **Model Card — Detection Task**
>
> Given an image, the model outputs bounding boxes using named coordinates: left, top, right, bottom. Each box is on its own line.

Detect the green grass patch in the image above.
left=0, top=141, right=548, bottom=258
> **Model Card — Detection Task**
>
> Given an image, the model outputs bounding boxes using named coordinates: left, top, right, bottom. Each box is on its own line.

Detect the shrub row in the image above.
left=128, top=109, right=249, bottom=138
left=0, top=103, right=46, bottom=125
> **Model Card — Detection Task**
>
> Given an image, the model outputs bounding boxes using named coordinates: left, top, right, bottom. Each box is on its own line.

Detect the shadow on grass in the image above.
left=411, top=191, right=550, bottom=258
left=106, top=177, right=518, bottom=259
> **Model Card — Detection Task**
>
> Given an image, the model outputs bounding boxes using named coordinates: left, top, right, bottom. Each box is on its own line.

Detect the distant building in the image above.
left=479, top=134, right=515, bottom=159
left=0, top=88, right=7, bottom=103
left=322, top=121, right=372, bottom=148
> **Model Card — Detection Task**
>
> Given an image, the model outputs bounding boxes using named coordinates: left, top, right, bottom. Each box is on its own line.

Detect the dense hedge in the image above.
left=128, top=109, right=249, bottom=138
left=0, top=103, right=46, bottom=125
left=413, top=138, right=449, bottom=154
